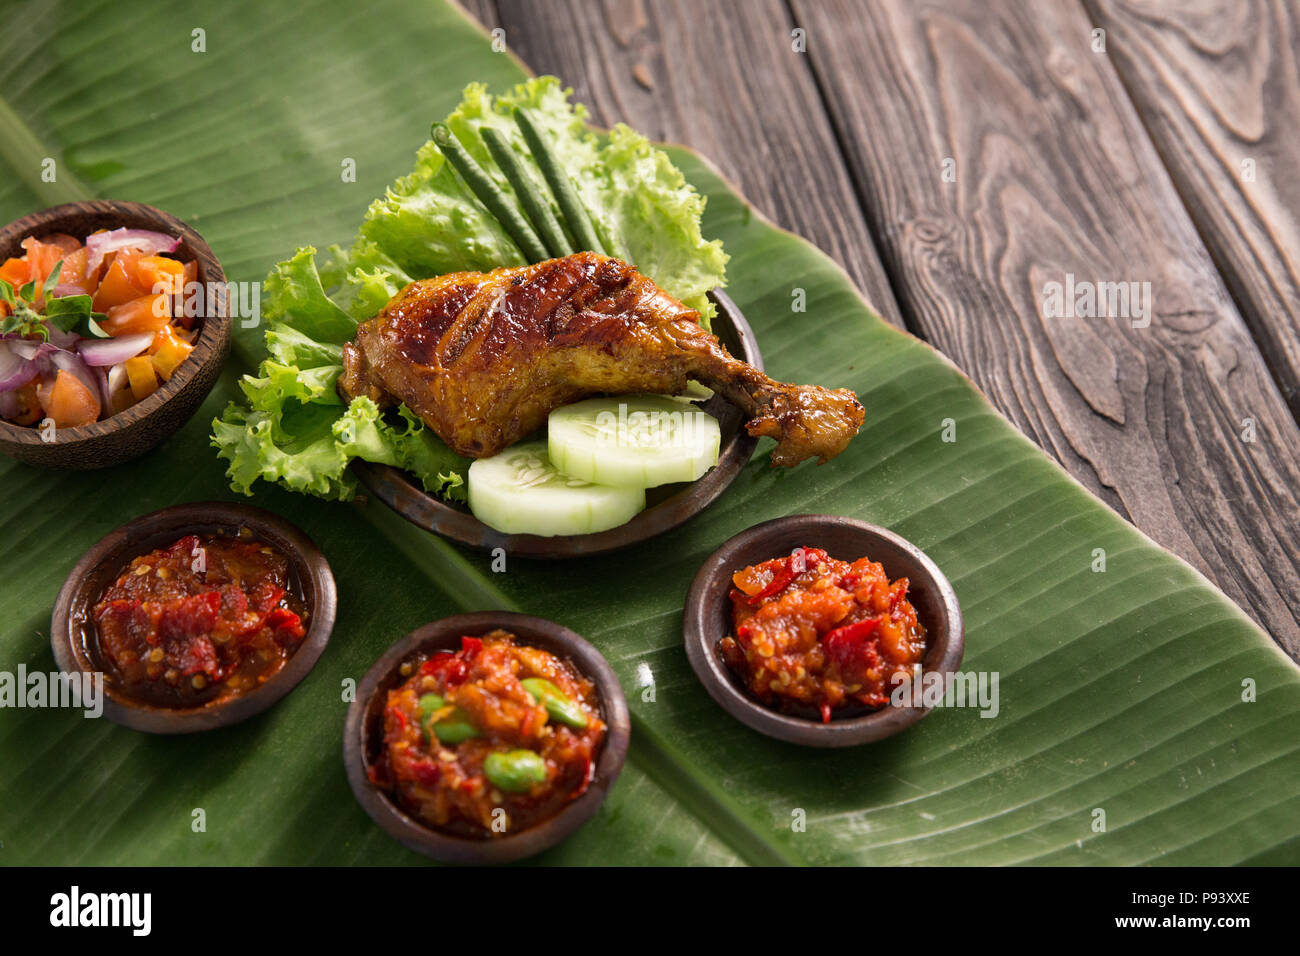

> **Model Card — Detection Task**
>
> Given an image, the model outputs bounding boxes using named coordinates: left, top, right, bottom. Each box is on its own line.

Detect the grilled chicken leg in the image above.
left=339, top=252, right=864, bottom=465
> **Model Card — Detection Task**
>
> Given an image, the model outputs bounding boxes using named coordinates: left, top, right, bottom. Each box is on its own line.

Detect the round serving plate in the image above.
left=353, top=289, right=761, bottom=558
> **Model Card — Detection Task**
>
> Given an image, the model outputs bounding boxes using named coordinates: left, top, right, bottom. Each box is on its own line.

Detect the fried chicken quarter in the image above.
left=339, top=252, right=864, bottom=466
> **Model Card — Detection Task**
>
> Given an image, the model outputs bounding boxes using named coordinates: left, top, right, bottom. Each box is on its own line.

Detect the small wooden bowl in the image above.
left=0, top=200, right=231, bottom=469
left=51, top=502, right=336, bottom=734
left=344, top=612, right=631, bottom=864
left=683, top=515, right=964, bottom=747
left=353, top=289, right=760, bottom=558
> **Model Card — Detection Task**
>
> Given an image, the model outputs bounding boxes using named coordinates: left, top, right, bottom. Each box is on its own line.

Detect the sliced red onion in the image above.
left=93, top=364, right=111, bottom=412
left=107, top=361, right=129, bottom=397
left=7, top=339, right=58, bottom=363
left=51, top=282, right=86, bottom=298
left=84, top=228, right=180, bottom=276
left=46, top=323, right=80, bottom=350
left=77, top=332, right=154, bottom=367
left=0, top=341, right=35, bottom=392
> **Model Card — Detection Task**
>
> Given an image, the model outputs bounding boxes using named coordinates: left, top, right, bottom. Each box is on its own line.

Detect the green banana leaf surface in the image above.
left=0, top=0, right=1296, bottom=866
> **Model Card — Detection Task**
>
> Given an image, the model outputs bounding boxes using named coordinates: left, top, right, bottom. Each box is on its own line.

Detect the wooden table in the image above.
left=459, top=0, right=1300, bottom=660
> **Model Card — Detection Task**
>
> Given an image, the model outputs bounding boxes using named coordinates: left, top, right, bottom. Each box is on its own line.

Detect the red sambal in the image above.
left=92, top=532, right=307, bottom=706
left=719, top=547, right=926, bottom=722
left=374, top=631, right=605, bottom=838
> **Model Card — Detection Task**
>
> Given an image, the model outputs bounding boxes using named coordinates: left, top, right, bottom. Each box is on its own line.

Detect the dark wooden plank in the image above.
left=469, top=0, right=904, bottom=324
left=792, top=0, right=1300, bottom=656
left=1086, top=0, right=1300, bottom=417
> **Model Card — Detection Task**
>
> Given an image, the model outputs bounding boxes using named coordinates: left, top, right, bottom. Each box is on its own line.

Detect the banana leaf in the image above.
left=0, top=0, right=1296, bottom=866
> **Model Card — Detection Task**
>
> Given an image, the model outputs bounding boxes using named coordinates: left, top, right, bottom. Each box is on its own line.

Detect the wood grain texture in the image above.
left=1086, top=0, right=1300, bottom=417
left=465, top=0, right=905, bottom=324
left=791, top=0, right=1300, bottom=656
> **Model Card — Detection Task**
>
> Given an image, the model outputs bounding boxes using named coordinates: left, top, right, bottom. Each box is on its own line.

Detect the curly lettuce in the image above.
left=214, top=77, right=727, bottom=500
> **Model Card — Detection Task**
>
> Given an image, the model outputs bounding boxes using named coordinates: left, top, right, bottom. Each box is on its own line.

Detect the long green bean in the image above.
left=481, top=127, right=573, bottom=259
left=512, top=107, right=607, bottom=255
left=430, top=122, right=549, bottom=263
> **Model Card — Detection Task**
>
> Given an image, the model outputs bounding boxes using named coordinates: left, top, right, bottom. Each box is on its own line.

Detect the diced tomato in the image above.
left=0, top=256, right=29, bottom=287
left=94, top=599, right=153, bottom=658
left=419, top=651, right=468, bottom=685
left=92, top=250, right=143, bottom=312
left=37, top=369, right=101, bottom=428
left=249, top=581, right=285, bottom=613
left=157, top=591, right=222, bottom=643
left=135, top=254, right=186, bottom=296
left=53, top=246, right=97, bottom=296
left=19, top=237, right=66, bottom=289
left=149, top=326, right=193, bottom=380
left=218, top=584, right=250, bottom=623
left=265, top=607, right=305, bottom=641
left=40, top=233, right=81, bottom=255
left=7, top=381, right=42, bottom=425
left=823, top=617, right=882, bottom=674
left=408, top=759, right=441, bottom=787
left=165, top=633, right=220, bottom=679
left=103, top=293, right=170, bottom=336
left=124, top=355, right=159, bottom=402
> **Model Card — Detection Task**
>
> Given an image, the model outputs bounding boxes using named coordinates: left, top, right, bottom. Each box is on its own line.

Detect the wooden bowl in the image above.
left=51, top=502, right=336, bottom=734
left=344, top=611, right=631, bottom=864
left=683, top=515, right=964, bottom=747
left=0, top=200, right=231, bottom=469
left=353, top=289, right=761, bottom=558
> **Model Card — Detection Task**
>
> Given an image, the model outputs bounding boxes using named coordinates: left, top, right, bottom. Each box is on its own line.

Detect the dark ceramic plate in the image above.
left=50, top=502, right=336, bottom=734
left=0, top=200, right=231, bottom=469
left=344, top=611, right=631, bottom=864
left=683, top=514, right=964, bottom=747
left=353, top=289, right=760, bottom=558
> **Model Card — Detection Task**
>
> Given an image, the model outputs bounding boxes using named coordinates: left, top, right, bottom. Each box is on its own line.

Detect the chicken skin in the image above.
left=339, top=252, right=864, bottom=466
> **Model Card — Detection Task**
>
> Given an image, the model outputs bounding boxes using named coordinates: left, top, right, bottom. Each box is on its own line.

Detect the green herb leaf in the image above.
left=41, top=260, right=64, bottom=304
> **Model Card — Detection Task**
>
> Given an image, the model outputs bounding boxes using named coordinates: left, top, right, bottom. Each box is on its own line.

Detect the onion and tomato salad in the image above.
left=374, top=631, right=606, bottom=837
left=720, top=547, right=927, bottom=722
left=0, top=228, right=197, bottom=429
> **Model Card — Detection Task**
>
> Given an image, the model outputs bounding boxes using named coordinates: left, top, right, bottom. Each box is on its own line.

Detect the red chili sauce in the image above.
left=92, top=532, right=307, bottom=706
left=374, top=631, right=605, bottom=838
left=719, top=547, right=926, bottom=722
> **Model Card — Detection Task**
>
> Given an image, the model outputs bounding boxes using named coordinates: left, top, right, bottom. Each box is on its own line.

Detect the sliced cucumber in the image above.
left=468, top=441, right=645, bottom=536
left=548, top=394, right=721, bottom=488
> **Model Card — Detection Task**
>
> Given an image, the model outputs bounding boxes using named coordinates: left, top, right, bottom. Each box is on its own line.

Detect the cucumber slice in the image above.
left=468, top=441, right=645, bottom=536
left=548, top=395, right=721, bottom=488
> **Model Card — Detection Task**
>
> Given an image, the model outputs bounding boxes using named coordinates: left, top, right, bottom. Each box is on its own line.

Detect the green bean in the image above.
left=521, top=677, right=588, bottom=729
left=417, top=692, right=479, bottom=744
left=512, top=107, right=607, bottom=255
left=483, top=749, right=547, bottom=793
left=430, top=122, right=549, bottom=263
left=481, top=127, right=574, bottom=260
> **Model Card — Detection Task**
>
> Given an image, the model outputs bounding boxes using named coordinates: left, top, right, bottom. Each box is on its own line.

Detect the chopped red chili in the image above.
left=374, top=630, right=606, bottom=838
left=92, top=531, right=307, bottom=706
left=719, top=547, right=926, bottom=721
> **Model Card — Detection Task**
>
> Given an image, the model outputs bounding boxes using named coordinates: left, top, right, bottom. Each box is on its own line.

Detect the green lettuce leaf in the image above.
left=213, top=248, right=467, bottom=501
left=213, top=77, right=727, bottom=500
